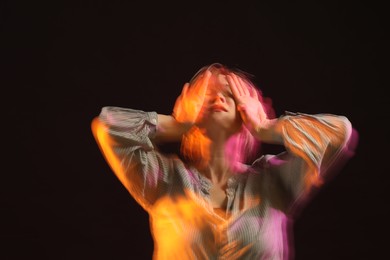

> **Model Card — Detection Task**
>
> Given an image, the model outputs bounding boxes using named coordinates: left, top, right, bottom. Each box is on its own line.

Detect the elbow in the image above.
left=91, top=117, right=103, bottom=142
left=91, top=116, right=112, bottom=149
left=339, top=116, right=358, bottom=155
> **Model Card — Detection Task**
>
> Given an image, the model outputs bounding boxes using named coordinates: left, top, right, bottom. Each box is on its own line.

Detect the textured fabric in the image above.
left=94, top=106, right=352, bottom=260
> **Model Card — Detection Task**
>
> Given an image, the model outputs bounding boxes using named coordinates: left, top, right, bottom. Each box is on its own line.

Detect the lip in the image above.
left=209, top=105, right=227, bottom=112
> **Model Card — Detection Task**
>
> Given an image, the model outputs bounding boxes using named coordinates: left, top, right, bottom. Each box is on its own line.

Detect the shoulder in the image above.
left=251, top=152, right=291, bottom=170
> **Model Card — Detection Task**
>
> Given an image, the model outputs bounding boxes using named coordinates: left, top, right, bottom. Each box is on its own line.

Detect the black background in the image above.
left=2, top=0, right=387, bottom=259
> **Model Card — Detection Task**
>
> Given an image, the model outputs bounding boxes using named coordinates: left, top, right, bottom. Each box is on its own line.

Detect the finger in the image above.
left=233, top=75, right=249, bottom=96
left=183, top=83, right=189, bottom=92
left=231, top=74, right=247, bottom=96
left=192, top=70, right=211, bottom=91
left=227, top=75, right=240, bottom=99
left=237, top=77, right=250, bottom=96
left=198, top=70, right=211, bottom=96
left=228, top=74, right=243, bottom=96
left=250, top=88, right=259, bottom=100
left=182, top=83, right=189, bottom=98
left=247, top=85, right=258, bottom=99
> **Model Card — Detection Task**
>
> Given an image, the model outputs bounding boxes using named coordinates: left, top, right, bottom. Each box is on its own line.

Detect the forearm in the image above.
left=253, top=118, right=284, bottom=144
left=154, top=114, right=192, bottom=143
left=256, top=112, right=353, bottom=170
left=91, top=109, right=173, bottom=210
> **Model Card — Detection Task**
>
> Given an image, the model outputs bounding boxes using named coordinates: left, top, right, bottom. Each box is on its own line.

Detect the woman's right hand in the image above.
left=172, top=70, right=212, bottom=125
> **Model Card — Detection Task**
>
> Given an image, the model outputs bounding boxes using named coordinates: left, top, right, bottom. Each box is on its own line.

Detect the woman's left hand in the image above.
left=227, top=73, right=268, bottom=133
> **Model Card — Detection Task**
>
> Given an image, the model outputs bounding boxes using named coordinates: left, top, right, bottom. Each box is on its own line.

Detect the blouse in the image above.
left=93, top=106, right=353, bottom=260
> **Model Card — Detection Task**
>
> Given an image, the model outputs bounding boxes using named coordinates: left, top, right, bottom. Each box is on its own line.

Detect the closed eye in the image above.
left=223, top=91, right=234, bottom=99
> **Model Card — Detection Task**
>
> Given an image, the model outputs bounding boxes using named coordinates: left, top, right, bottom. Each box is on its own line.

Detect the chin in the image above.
left=198, top=113, right=241, bottom=130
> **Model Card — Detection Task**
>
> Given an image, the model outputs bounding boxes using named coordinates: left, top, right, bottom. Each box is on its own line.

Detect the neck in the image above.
left=198, top=132, right=243, bottom=184
left=205, top=157, right=231, bottom=184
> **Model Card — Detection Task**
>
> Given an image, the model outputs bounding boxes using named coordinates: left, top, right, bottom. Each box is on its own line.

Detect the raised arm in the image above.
left=227, top=73, right=357, bottom=207
left=227, top=73, right=354, bottom=173
left=155, top=69, right=212, bottom=143
left=91, top=107, right=174, bottom=211
left=264, top=112, right=353, bottom=174
left=91, top=71, right=213, bottom=210
left=154, top=114, right=191, bottom=143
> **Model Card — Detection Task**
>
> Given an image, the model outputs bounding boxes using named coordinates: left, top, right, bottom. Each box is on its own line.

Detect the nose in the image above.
left=213, top=92, right=226, bottom=103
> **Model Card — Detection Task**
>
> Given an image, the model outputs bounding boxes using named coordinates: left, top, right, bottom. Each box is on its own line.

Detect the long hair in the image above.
left=180, top=63, right=275, bottom=167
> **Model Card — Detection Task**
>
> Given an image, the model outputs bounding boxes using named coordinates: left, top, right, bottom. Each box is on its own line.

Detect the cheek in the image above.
left=230, top=101, right=243, bottom=122
left=229, top=101, right=242, bottom=123
left=228, top=99, right=238, bottom=111
left=227, top=96, right=236, bottom=105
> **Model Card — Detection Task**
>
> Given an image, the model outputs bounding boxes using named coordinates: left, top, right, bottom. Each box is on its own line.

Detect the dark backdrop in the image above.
left=2, top=1, right=387, bottom=259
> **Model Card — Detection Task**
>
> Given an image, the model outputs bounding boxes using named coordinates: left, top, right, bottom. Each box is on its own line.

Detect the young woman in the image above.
left=91, top=63, right=356, bottom=259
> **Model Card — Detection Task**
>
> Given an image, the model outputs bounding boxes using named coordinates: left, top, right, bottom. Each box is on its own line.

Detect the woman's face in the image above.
left=197, top=72, right=243, bottom=135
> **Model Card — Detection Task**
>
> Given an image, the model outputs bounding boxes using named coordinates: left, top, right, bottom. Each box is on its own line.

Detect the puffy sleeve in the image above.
left=91, top=106, right=174, bottom=211
left=255, top=112, right=356, bottom=213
